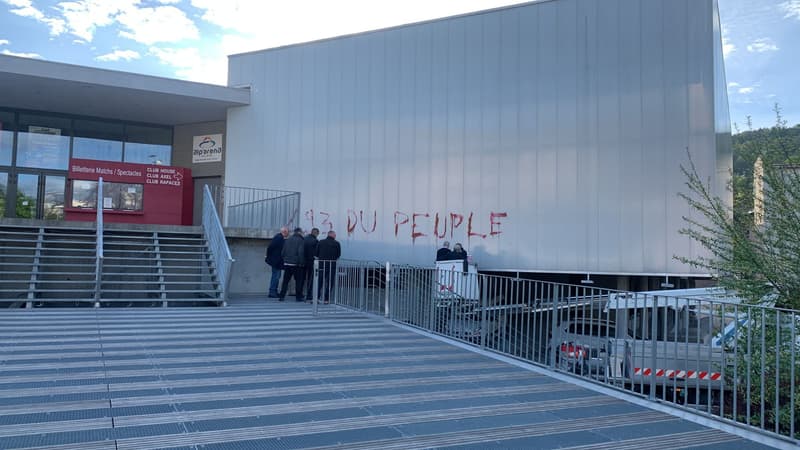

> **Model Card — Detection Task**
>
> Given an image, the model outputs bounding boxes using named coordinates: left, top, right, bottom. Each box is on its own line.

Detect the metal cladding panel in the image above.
left=226, top=0, right=726, bottom=275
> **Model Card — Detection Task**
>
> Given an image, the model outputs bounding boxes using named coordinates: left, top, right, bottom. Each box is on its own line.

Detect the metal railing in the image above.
left=311, top=259, right=385, bottom=316
left=313, top=260, right=799, bottom=446
left=94, top=177, right=104, bottom=306
left=203, top=185, right=235, bottom=305
left=207, top=185, right=300, bottom=231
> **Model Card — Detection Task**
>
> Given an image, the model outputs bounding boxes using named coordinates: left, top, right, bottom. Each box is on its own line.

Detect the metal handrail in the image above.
left=94, top=177, right=104, bottom=306
left=319, top=260, right=800, bottom=446
left=203, top=185, right=234, bottom=305
left=207, top=184, right=300, bottom=231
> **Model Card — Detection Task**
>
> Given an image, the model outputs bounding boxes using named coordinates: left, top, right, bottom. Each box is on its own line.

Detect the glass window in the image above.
left=0, top=111, right=13, bottom=166
left=71, top=180, right=98, bottom=209
left=17, top=114, right=71, bottom=170
left=70, top=180, right=143, bottom=212
left=73, top=119, right=124, bottom=162
left=124, top=142, right=171, bottom=165
left=73, top=137, right=123, bottom=162
left=125, top=124, right=172, bottom=165
left=16, top=173, right=39, bottom=218
left=117, top=183, right=143, bottom=211
left=44, top=175, right=65, bottom=220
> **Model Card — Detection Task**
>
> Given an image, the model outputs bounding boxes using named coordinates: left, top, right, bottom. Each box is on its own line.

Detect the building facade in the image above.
left=0, top=54, right=249, bottom=225
left=0, top=0, right=731, bottom=286
left=225, top=0, right=731, bottom=277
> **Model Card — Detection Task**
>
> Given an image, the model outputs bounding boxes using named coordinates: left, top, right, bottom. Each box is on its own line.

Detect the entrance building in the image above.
left=0, top=55, right=250, bottom=223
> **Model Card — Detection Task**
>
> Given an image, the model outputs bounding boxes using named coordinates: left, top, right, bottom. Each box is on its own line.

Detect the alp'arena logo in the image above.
left=198, top=136, right=217, bottom=149
left=192, top=134, right=223, bottom=162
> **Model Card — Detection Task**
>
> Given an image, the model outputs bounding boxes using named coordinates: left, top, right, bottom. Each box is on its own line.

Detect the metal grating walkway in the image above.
left=0, top=300, right=776, bottom=450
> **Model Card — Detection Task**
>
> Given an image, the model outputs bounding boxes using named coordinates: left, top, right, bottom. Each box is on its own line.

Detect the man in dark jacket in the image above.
left=316, top=230, right=341, bottom=304
left=265, top=226, right=289, bottom=298
left=278, top=227, right=306, bottom=301
left=303, top=228, right=320, bottom=301
left=436, top=241, right=451, bottom=261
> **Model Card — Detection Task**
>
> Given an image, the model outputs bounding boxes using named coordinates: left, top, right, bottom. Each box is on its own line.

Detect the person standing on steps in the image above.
left=278, top=227, right=306, bottom=302
left=303, top=228, right=320, bottom=301
left=316, top=230, right=341, bottom=304
left=265, top=226, right=289, bottom=298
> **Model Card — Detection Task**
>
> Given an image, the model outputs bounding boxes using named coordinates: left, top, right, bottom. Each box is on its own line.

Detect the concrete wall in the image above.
left=227, top=236, right=269, bottom=297
left=173, top=121, right=226, bottom=178
left=173, top=121, right=227, bottom=225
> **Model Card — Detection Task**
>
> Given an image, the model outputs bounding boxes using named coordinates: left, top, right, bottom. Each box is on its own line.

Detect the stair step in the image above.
left=102, top=257, right=213, bottom=262
left=100, top=289, right=218, bottom=293
left=102, top=264, right=215, bottom=270
left=102, top=250, right=208, bottom=255
left=24, top=288, right=96, bottom=293
left=101, top=281, right=218, bottom=286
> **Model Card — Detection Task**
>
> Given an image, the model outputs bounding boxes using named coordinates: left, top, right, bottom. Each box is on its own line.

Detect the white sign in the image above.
left=192, top=134, right=223, bottom=163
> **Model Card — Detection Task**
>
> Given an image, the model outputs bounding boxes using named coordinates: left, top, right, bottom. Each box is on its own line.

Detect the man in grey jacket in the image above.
left=278, top=227, right=305, bottom=301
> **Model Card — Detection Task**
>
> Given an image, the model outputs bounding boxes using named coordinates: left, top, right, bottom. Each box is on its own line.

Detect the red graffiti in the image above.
left=394, top=211, right=409, bottom=237
left=304, top=209, right=315, bottom=227
left=412, top=213, right=430, bottom=242
left=306, top=208, right=508, bottom=241
left=450, top=213, right=464, bottom=239
left=319, top=211, right=333, bottom=232
left=490, top=212, right=507, bottom=236
left=433, top=213, right=448, bottom=239
left=360, top=210, right=377, bottom=233
left=346, top=209, right=358, bottom=236
left=467, top=212, right=486, bottom=239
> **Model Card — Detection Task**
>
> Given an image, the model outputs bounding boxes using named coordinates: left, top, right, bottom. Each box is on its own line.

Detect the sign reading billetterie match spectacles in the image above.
left=192, top=134, right=223, bottom=163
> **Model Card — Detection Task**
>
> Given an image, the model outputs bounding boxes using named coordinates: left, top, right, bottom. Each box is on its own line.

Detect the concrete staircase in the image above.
left=0, top=222, right=223, bottom=307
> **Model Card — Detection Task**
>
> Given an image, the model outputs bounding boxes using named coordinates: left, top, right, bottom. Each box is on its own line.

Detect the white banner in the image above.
left=192, top=134, right=223, bottom=163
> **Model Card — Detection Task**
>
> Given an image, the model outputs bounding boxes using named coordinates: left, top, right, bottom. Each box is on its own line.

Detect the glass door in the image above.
left=0, top=172, right=8, bottom=217
left=43, top=175, right=65, bottom=220
left=15, top=173, right=38, bottom=218
left=12, top=173, right=66, bottom=220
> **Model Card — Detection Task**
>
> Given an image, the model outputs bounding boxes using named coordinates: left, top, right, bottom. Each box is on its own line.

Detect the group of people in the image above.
left=265, top=226, right=341, bottom=303
left=436, top=241, right=468, bottom=262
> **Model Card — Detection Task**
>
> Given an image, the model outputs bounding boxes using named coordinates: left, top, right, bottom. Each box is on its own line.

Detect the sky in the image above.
left=0, top=0, right=798, bottom=131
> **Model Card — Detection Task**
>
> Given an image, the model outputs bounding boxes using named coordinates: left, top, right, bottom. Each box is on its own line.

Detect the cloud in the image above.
left=148, top=45, right=227, bottom=84
left=190, top=0, right=528, bottom=55
left=727, top=82, right=740, bottom=88
left=738, top=87, right=755, bottom=94
left=746, top=38, right=779, bottom=53
left=721, top=24, right=735, bottom=57
left=117, top=6, right=199, bottom=45
left=0, top=39, right=9, bottom=45
left=3, top=0, right=66, bottom=36
left=1, top=49, right=42, bottom=58
left=4, top=1, right=199, bottom=44
left=96, top=49, right=140, bottom=61
left=149, top=46, right=200, bottom=67
left=781, top=0, right=800, bottom=19
left=56, top=0, right=131, bottom=43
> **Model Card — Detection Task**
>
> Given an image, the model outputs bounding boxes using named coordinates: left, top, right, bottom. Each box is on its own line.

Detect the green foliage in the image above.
left=15, top=190, right=35, bottom=219
left=729, top=310, right=800, bottom=439
left=678, top=105, right=800, bottom=310
left=681, top=105, right=800, bottom=439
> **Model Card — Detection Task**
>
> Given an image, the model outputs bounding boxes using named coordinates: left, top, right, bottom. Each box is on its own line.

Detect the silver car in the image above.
left=550, top=318, right=622, bottom=376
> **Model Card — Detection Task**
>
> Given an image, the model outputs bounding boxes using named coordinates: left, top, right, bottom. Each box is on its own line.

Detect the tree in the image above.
left=678, top=105, right=800, bottom=310
left=678, top=106, right=800, bottom=439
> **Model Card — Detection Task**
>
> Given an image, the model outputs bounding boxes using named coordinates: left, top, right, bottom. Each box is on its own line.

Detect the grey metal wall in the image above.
left=225, top=0, right=730, bottom=275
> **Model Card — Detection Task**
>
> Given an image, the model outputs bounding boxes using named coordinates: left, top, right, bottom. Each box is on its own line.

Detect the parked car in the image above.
left=549, top=318, right=621, bottom=377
